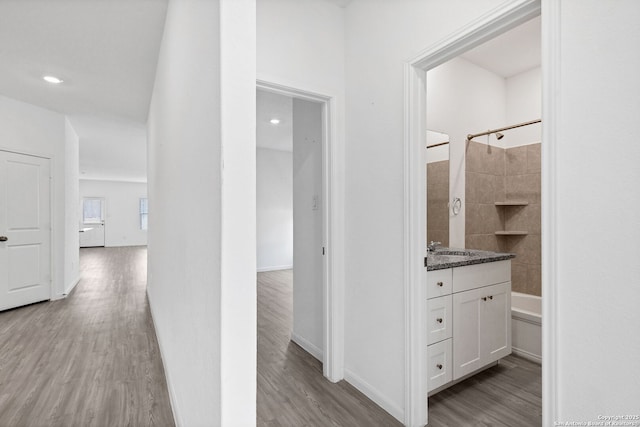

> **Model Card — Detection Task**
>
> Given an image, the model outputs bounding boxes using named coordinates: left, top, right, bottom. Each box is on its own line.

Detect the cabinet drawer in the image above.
left=426, top=268, right=452, bottom=299
left=427, top=338, right=452, bottom=392
left=452, top=260, right=511, bottom=293
left=427, top=295, right=452, bottom=345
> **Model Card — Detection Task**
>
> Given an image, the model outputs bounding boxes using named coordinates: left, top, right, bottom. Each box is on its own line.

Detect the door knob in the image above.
left=0, top=236, right=7, bottom=242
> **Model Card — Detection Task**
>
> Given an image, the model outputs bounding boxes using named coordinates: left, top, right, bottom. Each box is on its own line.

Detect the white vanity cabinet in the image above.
left=427, top=260, right=511, bottom=393
left=452, top=281, right=511, bottom=379
left=426, top=268, right=453, bottom=392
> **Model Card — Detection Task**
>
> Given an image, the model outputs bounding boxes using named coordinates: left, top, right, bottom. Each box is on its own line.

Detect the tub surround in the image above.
left=465, top=140, right=541, bottom=296
left=426, top=247, right=515, bottom=271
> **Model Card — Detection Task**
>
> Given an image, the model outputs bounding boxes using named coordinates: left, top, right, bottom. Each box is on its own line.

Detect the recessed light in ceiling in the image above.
left=270, top=119, right=280, bottom=125
left=43, top=75, right=64, bottom=84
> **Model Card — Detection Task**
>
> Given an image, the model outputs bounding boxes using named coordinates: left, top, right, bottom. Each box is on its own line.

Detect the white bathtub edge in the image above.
left=511, top=292, right=542, bottom=364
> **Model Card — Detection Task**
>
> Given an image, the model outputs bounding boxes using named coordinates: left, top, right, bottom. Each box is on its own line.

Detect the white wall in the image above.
left=258, top=3, right=346, bottom=376
left=505, top=66, right=541, bottom=148
left=551, top=0, right=640, bottom=422
left=64, top=118, right=80, bottom=294
left=146, top=0, right=256, bottom=425
left=257, top=148, right=293, bottom=271
left=291, top=98, right=323, bottom=361
left=0, top=94, right=78, bottom=300
left=263, top=1, right=640, bottom=423
left=342, top=0, right=508, bottom=420
left=79, top=179, right=148, bottom=247
left=427, top=57, right=507, bottom=248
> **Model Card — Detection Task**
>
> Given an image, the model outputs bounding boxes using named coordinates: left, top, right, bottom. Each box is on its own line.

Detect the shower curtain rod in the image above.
left=426, top=141, right=449, bottom=149
left=466, top=118, right=541, bottom=141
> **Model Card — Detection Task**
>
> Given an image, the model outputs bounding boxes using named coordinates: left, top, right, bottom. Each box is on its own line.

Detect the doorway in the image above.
left=256, top=80, right=342, bottom=381
left=0, top=150, right=52, bottom=311
left=404, top=1, right=544, bottom=425
left=256, top=87, right=325, bottom=362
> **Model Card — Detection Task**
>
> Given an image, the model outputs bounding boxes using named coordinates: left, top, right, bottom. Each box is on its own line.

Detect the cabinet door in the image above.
left=482, top=281, right=512, bottom=364
left=452, top=286, right=484, bottom=379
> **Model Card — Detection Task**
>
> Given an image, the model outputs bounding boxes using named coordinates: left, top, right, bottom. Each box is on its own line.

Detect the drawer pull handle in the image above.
left=436, top=318, right=443, bottom=323
left=436, top=364, right=443, bottom=370
left=488, top=295, right=493, bottom=300
left=436, top=281, right=443, bottom=287
left=482, top=297, right=487, bottom=301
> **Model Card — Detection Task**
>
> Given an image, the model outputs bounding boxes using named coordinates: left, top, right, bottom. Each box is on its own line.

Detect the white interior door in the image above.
left=292, top=98, right=324, bottom=359
left=0, top=150, right=51, bottom=311
left=80, top=197, right=105, bottom=247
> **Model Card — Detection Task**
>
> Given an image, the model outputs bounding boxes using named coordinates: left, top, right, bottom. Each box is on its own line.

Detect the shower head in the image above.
left=495, top=132, right=504, bottom=140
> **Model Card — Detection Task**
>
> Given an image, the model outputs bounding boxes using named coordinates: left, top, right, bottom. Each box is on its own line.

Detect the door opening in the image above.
left=256, top=80, right=342, bottom=382
left=404, top=1, right=543, bottom=425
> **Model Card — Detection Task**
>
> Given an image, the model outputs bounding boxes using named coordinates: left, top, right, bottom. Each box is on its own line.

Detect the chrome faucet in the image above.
left=427, top=241, right=442, bottom=252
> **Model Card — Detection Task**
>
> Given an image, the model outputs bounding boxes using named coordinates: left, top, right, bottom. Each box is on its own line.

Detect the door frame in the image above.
left=0, top=147, right=54, bottom=306
left=402, top=0, right=557, bottom=425
left=256, top=80, right=344, bottom=382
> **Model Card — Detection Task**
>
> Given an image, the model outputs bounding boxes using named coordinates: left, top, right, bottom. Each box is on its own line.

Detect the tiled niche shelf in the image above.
left=494, top=201, right=529, bottom=206
left=495, top=230, right=528, bottom=236
left=495, top=201, right=529, bottom=236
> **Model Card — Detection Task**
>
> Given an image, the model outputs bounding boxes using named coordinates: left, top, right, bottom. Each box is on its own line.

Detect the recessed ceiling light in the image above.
left=270, top=119, right=280, bottom=125
left=43, top=75, right=64, bottom=84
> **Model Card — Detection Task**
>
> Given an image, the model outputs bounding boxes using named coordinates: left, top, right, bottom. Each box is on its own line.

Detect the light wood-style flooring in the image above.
left=0, top=246, right=174, bottom=427
left=0, top=248, right=541, bottom=426
left=258, top=269, right=542, bottom=427
left=257, top=269, right=402, bottom=426
left=428, top=355, right=542, bottom=426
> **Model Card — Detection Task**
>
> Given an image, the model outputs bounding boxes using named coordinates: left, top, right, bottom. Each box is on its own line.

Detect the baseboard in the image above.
left=65, top=276, right=81, bottom=296
left=344, top=368, right=404, bottom=423
left=257, top=264, right=293, bottom=273
left=147, top=290, right=182, bottom=427
left=291, top=332, right=323, bottom=362
left=50, top=276, right=81, bottom=301
left=512, top=347, right=542, bottom=365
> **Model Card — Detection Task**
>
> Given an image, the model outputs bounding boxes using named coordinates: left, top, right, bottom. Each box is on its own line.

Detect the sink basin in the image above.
left=432, top=250, right=472, bottom=257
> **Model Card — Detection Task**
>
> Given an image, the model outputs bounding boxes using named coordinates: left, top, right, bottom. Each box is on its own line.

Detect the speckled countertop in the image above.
left=425, top=247, right=515, bottom=271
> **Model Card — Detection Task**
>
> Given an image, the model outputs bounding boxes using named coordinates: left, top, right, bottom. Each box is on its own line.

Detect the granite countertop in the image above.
left=425, top=247, right=515, bottom=271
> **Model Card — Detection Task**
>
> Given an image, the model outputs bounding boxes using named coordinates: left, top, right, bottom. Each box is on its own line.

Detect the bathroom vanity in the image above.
left=425, top=248, right=515, bottom=394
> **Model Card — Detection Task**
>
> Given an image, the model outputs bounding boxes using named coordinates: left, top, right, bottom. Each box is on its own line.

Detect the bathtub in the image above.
left=511, top=292, right=542, bottom=364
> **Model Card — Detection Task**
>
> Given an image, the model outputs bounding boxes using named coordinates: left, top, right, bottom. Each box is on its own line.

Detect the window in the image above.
left=140, top=198, right=148, bottom=230
left=82, top=198, right=104, bottom=224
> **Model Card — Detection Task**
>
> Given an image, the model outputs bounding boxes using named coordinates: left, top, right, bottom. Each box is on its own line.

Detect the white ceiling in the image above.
left=461, top=16, right=541, bottom=78
left=257, top=90, right=293, bottom=152
left=0, top=0, right=168, bottom=182
left=1, top=2, right=538, bottom=180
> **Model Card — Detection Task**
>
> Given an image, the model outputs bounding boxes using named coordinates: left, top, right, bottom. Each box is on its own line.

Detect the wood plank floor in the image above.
left=0, top=249, right=541, bottom=426
left=258, top=269, right=542, bottom=427
left=0, top=246, right=174, bottom=427
left=428, top=355, right=542, bottom=426
left=257, top=269, right=403, bottom=426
